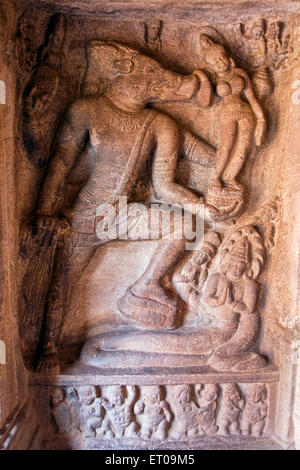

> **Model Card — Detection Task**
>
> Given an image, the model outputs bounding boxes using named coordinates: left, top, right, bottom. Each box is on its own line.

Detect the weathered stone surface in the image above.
left=0, top=0, right=299, bottom=450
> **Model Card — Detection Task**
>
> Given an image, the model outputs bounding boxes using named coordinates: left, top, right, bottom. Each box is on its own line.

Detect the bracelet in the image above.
left=36, top=210, right=56, bottom=217
left=192, top=71, right=210, bottom=83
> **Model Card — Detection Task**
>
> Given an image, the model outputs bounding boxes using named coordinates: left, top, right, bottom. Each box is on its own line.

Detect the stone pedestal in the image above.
left=29, top=366, right=279, bottom=450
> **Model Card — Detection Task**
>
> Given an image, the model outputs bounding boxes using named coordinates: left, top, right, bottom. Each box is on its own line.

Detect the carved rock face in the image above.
left=6, top=0, right=298, bottom=451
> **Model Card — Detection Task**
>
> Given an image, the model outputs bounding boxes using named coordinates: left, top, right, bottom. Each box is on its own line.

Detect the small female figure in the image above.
left=197, top=34, right=267, bottom=190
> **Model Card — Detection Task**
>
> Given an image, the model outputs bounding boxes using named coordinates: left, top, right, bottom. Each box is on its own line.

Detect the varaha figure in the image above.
left=32, top=40, right=214, bottom=374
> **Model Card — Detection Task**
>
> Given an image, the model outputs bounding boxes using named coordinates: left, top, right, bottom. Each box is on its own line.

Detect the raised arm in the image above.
left=151, top=114, right=202, bottom=208
left=192, top=70, right=213, bottom=108
left=239, top=69, right=267, bottom=146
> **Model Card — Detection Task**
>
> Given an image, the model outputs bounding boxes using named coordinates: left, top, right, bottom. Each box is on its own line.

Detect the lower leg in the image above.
left=131, top=238, right=185, bottom=306
left=213, top=119, right=237, bottom=186
left=37, top=244, right=96, bottom=374
left=223, top=119, right=253, bottom=185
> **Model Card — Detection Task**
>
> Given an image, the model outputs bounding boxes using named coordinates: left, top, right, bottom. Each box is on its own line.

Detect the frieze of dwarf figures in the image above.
left=49, top=383, right=269, bottom=441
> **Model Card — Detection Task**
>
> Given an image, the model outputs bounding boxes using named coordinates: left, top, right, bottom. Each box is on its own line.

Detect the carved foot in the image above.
left=223, top=179, right=243, bottom=191
left=208, top=351, right=267, bottom=372
left=36, top=346, right=60, bottom=375
left=131, top=281, right=177, bottom=309
left=118, top=287, right=178, bottom=330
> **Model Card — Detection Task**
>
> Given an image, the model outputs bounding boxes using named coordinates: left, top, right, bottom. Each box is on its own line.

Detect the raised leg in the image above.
left=132, top=238, right=185, bottom=306
left=118, top=205, right=194, bottom=329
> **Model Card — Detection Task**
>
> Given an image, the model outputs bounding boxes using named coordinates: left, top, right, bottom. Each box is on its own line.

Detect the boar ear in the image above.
left=113, top=59, right=134, bottom=74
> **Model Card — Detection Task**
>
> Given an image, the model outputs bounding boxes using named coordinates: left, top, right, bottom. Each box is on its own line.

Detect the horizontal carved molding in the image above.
left=26, top=1, right=300, bottom=20
left=29, top=364, right=279, bottom=387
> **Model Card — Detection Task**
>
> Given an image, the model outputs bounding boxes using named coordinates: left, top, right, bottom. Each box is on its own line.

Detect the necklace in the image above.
left=104, top=96, right=150, bottom=132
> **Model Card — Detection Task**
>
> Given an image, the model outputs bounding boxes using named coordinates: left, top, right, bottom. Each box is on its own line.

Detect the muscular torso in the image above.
left=38, top=94, right=199, bottom=220
left=143, top=404, right=165, bottom=427
left=71, top=97, right=157, bottom=213
left=107, top=404, right=132, bottom=432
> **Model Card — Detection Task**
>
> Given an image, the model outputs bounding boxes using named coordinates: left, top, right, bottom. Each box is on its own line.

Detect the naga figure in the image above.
left=204, top=227, right=267, bottom=371
left=175, top=231, right=220, bottom=312
left=32, top=41, right=215, bottom=374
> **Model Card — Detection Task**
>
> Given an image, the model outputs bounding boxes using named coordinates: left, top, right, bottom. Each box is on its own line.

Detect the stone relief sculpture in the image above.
left=46, top=382, right=270, bottom=444
left=196, top=384, right=219, bottom=434
left=170, top=384, right=219, bottom=439
left=96, top=386, right=138, bottom=439
left=134, top=386, right=172, bottom=441
left=240, top=18, right=272, bottom=100
left=22, top=13, right=67, bottom=169
left=194, top=33, right=267, bottom=221
left=15, top=8, right=43, bottom=77
left=241, top=384, right=268, bottom=437
left=26, top=40, right=214, bottom=373
left=217, top=383, right=244, bottom=435
left=241, top=18, right=293, bottom=99
left=50, top=387, right=73, bottom=435
left=265, top=21, right=293, bottom=70
left=76, top=386, right=104, bottom=437
left=8, top=0, right=292, bottom=450
left=144, top=18, right=163, bottom=52
left=19, top=21, right=273, bottom=415
left=204, top=225, right=267, bottom=371
left=79, top=222, right=268, bottom=372
left=170, top=385, right=203, bottom=439
left=175, top=231, right=221, bottom=311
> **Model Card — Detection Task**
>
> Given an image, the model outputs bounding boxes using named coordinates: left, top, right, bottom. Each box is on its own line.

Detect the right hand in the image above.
left=32, top=215, right=63, bottom=246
